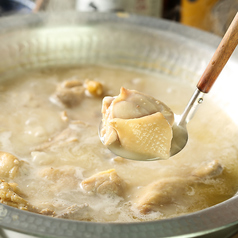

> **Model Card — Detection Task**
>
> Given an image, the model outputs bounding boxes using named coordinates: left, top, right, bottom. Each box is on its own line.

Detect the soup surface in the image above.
left=1, top=65, right=238, bottom=222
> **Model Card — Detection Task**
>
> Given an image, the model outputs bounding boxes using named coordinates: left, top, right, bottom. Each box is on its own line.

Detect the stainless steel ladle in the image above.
left=99, top=12, right=238, bottom=161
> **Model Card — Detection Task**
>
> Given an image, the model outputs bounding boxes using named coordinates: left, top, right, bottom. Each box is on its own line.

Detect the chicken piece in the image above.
left=0, top=180, right=36, bottom=212
left=84, top=80, right=104, bottom=97
left=101, top=87, right=174, bottom=159
left=38, top=166, right=80, bottom=192
left=39, top=166, right=76, bottom=181
left=33, top=127, right=79, bottom=151
left=0, top=151, right=20, bottom=179
left=192, top=160, right=223, bottom=179
left=135, top=160, right=223, bottom=214
left=110, top=112, right=173, bottom=160
left=33, top=120, right=90, bottom=152
left=136, top=177, right=189, bottom=214
left=56, top=204, right=93, bottom=221
left=102, top=88, right=174, bottom=123
left=81, top=169, right=126, bottom=196
left=50, top=79, right=85, bottom=107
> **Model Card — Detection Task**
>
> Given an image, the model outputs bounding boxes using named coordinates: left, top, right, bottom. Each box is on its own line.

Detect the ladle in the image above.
left=99, top=12, right=238, bottom=161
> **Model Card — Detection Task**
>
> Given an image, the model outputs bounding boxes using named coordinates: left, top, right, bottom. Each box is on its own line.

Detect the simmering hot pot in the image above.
left=0, top=12, right=238, bottom=238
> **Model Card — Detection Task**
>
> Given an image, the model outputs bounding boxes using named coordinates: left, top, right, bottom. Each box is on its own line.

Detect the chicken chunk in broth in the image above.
left=135, top=160, right=223, bottom=214
left=0, top=65, right=238, bottom=222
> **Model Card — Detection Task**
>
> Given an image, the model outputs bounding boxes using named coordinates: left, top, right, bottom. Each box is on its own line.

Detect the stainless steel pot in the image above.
left=0, top=12, right=238, bottom=238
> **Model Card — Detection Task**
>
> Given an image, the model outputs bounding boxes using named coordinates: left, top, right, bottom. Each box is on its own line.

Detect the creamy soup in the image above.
left=0, top=65, right=238, bottom=222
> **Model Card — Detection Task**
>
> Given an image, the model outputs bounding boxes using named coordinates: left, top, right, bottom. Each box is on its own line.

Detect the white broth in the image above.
left=0, top=65, right=238, bottom=222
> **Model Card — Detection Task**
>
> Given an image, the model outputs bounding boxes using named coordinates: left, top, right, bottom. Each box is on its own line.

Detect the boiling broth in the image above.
left=0, top=65, right=238, bottom=222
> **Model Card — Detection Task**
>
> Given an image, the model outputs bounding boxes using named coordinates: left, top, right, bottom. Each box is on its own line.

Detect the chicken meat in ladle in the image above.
left=100, top=87, right=174, bottom=160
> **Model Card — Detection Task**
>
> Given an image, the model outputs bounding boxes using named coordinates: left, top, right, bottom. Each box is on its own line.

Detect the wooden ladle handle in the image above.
left=197, top=12, right=238, bottom=93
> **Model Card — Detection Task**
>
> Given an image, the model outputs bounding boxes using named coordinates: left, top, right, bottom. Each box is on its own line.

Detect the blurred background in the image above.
left=0, top=0, right=237, bottom=36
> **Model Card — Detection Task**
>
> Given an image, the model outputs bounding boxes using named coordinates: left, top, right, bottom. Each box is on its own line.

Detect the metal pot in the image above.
left=0, top=12, right=238, bottom=238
